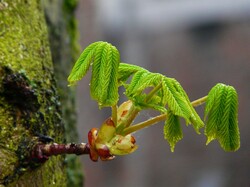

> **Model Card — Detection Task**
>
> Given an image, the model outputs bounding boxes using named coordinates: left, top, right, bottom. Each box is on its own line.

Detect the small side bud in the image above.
left=88, top=128, right=99, bottom=161
left=96, top=143, right=115, bottom=161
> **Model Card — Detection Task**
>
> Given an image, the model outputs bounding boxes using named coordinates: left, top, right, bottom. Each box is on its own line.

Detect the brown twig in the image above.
left=31, top=143, right=90, bottom=162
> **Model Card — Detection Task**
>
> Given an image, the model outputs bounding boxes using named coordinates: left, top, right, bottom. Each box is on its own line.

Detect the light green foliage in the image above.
left=205, top=83, right=240, bottom=151
left=170, top=79, right=204, bottom=133
left=161, top=78, right=193, bottom=122
left=118, top=63, right=146, bottom=84
left=67, top=42, right=100, bottom=84
left=69, top=41, right=240, bottom=153
left=119, top=64, right=203, bottom=150
left=164, top=111, right=183, bottom=152
left=68, top=41, right=120, bottom=107
left=125, top=71, right=161, bottom=95
left=121, top=64, right=203, bottom=132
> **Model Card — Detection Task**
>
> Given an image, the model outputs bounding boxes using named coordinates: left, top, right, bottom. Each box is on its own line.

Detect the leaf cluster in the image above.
left=68, top=41, right=240, bottom=152
left=118, top=63, right=204, bottom=151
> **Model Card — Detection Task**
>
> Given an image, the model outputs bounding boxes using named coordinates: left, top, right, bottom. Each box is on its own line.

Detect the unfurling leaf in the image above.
left=164, top=111, right=183, bottom=152
left=118, top=63, right=146, bottom=84
left=161, top=77, right=205, bottom=134
left=161, top=77, right=192, bottom=121
left=205, top=83, right=240, bottom=151
left=68, top=41, right=100, bottom=85
left=170, top=79, right=204, bottom=133
left=126, top=71, right=162, bottom=96
left=69, top=41, right=241, bottom=160
left=122, top=65, right=203, bottom=133
left=68, top=41, right=120, bottom=107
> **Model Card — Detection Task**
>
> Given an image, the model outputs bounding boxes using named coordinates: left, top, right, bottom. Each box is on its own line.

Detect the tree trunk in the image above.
left=0, top=0, right=81, bottom=186
left=43, top=0, right=83, bottom=186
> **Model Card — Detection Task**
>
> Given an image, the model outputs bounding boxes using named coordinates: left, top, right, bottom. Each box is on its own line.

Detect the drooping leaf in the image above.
left=205, top=84, right=227, bottom=143
left=204, top=83, right=225, bottom=119
left=68, top=41, right=120, bottom=107
left=218, top=86, right=240, bottom=151
left=90, top=43, right=120, bottom=107
left=205, top=83, right=240, bottom=151
left=161, top=77, right=192, bottom=122
left=171, top=79, right=204, bottom=133
left=90, top=42, right=107, bottom=99
left=164, top=111, right=183, bottom=152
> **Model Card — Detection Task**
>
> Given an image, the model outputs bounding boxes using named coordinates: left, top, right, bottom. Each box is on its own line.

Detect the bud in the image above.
left=95, top=143, right=115, bottom=161
left=88, top=128, right=99, bottom=161
left=117, top=100, right=133, bottom=123
left=95, top=118, right=116, bottom=144
left=87, top=119, right=138, bottom=161
left=88, top=127, right=115, bottom=161
left=109, top=134, right=138, bottom=155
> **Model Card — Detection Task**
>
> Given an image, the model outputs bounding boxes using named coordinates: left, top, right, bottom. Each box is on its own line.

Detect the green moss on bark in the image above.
left=0, top=0, right=66, bottom=186
left=43, top=0, right=83, bottom=186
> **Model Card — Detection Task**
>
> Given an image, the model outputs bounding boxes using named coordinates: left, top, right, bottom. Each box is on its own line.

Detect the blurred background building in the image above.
left=75, top=0, right=250, bottom=187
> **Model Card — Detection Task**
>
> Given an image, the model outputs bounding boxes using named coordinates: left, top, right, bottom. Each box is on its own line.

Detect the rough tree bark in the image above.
left=43, top=0, right=83, bottom=186
left=0, top=0, right=82, bottom=186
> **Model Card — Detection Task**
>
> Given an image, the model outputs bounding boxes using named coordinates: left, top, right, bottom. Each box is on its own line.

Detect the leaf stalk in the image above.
left=112, top=105, right=118, bottom=126
left=145, top=83, right=162, bottom=102
left=123, top=95, right=208, bottom=135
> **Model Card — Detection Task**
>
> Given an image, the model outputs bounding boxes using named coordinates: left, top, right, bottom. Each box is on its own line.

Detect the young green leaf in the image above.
left=171, top=79, right=204, bottom=133
left=90, top=43, right=120, bottom=107
left=205, top=84, right=227, bottom=143
left=204, top=84, right=226, bottom=144
left=218, top=86, right=240, bottom=151
left=68, top=41, right=120, bottom=107
left=164, top=111, right=183, bottom=152
left=126, top=71, right=162, bottom=97
left=205, top=83, right=240, bottom=151
left=118, top=63, right=146, bottom=84
left=68, top=41, right=101, bottom=86
left=161, top=77, right=192, bottom=122
left=124, top=68, right=201, bottom=130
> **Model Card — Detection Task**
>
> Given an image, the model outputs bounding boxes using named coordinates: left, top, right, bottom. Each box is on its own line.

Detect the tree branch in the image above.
left=31, top=143, right=90, bottom=162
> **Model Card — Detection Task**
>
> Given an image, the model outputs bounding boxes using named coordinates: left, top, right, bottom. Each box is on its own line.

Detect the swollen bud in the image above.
left=87, top=117, right=138, bottom=161
left=109, top=134, right=138, bottom=155
left=117, top=100, right=133, bottom=123
left=88, top=127, right=116, bottom=161
left=95, top=118, right=116, bottom=144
